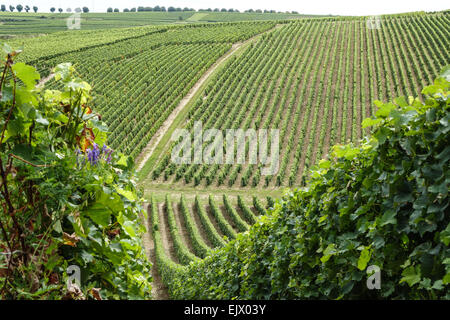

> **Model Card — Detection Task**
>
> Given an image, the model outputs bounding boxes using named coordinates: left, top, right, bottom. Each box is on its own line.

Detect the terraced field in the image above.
left=144, top=193, right=273, bottom=297
left=3, top=10, right=448, bottom=300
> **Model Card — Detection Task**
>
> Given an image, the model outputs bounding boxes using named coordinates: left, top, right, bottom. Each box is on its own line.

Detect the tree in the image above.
left=183, top=7, right=190, bottom=11
left=220, top=8, right=227, bottom=12
left=66, top=8, right=71, bottom=13
left=50, top=7, right=55, bottom=13
left=255, top=9, right=262, bottom=13
left=228, top=8, right=234, bottom=12
left=213, top=8, right=219, bottom=12
left=123, top=8, right=129, bottom=12
left=144, top=7, right=152, bottom=11
left=25, top=5, right=30, bottom=12
left=175, top=7, right=181, bottom=11
left=168, top=6, right=175, bottom=12
left=107, top=7, right=112, bottom=12
left=58, top=8, right=63, bottom=13
left=113, top=8, right=119, bottom=12
left=16, top=4, right=23, bottom=12
left=1, top=5, right=6, bottom=12
left=137, top=6, right=144, bottom=12
left=9, top=5, right=15, bottom=12
left=160, top=6, right=166, bottom=12
left=130, top=8, right=136, bottom=12
left=33, top=6, right=37, bottom=12
left=82, top=7, right=89, bottom=13
left=74, top=7, right=81, bottom=13
left=153, top=5, right=160, bottom=11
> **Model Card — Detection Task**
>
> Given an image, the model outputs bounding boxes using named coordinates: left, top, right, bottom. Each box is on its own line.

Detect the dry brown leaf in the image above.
left=62, top=232, right=80, bottom=247
left=90, top=288, right=102, bottom=300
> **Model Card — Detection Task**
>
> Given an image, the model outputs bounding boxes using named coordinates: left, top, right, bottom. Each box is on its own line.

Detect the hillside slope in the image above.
left=154, top=70, right=449, bottom=299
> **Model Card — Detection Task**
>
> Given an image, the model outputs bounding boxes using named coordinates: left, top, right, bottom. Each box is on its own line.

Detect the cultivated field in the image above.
left=1, top=9, right=448, bottom=300
left=144, top=13, right=449, bottom=189
left=0, top=11, right=314, bottom=35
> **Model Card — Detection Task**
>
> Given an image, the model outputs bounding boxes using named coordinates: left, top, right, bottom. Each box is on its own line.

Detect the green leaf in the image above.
left=394, top=96, right=408, bottom=107
left=357, top=247, right=371, bottom=271
left=84, top=202, right=111, bottom=227
left=122, top=221, right=136, bottom=237
left=320, top=244, right=336, bottom=263
left=362, top=117, right=382, bottom=129
left=375, top=102, right=396, bottom=118
left=431, top=280, right=443, bottom=290
left=115, top=187, right=137, bottom=201
left=443, top=273, right=450, bottom=285
left=12, top=62, right=40, bottom=89
left=379, top=209, right=397, bottom=226
left=117, top=154, right=129, bottom=167
left=400, top=266, right=421, bottom=287
left=318, top=159, right=331, bottom=169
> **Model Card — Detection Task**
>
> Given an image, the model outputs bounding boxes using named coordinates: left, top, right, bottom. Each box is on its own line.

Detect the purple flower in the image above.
left=106, top=149, right=113, bottom=164
left=81, top=144, right=114, bottom=167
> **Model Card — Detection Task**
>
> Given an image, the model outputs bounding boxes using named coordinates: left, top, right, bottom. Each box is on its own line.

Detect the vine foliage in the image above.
left=0, top=44, right=151, bottom=299
left=168, top=68, right=450, bottom=299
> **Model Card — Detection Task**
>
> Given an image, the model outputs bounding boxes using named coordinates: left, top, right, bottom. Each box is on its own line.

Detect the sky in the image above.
left=0, top=0, right=448, bottom=15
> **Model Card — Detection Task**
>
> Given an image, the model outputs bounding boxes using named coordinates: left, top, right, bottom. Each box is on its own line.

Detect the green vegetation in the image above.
left=164, top=195, right=199, bottom=264
left=148, top=13, right=450, bottom=189
left=0, top=11, right=317, bottom=36
left=0, top=50, right=150, bottom=299
left=1, top=9, right=448, bottom=301
left=27, top=22, right=275, bottom=159
left=162, top=71, right=450, bottom=299
left=195, top=11, right=326, bottom=22
left=179, top=194, right=212, bottom=258
left=0, top=12, right=196, bottom=35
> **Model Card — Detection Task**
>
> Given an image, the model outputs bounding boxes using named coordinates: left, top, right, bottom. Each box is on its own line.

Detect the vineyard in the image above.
left=24, top=22, right=277, bottom=158
left=0, top=7, right=449, bottom=302
left=144, top=193, right=273, bottom=298
left=0, top=11, right=312, bottom=35
left=143, top=13, right=450, bottom=188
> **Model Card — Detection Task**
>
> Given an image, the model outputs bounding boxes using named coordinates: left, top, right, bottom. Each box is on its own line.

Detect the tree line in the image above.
left=0, top=5, right=89, bottom=13
left=108, top=6, right=299, bottom=14
left=0, top=4, right=299, bottom=14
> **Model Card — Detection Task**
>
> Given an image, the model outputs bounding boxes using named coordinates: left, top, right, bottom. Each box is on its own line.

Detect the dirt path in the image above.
left=135, top=25, right=284, bottom=172
left=191, top=203, right=214, bottom=248
left=156, top=202, right=179, bottom=265
left=135, top=42, right=242, bottom=171
left=140, top=204, right=169, bottom=299
left=173, top=201, right=196, bottom=255
left=36, top=72, right=55, bottom=89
